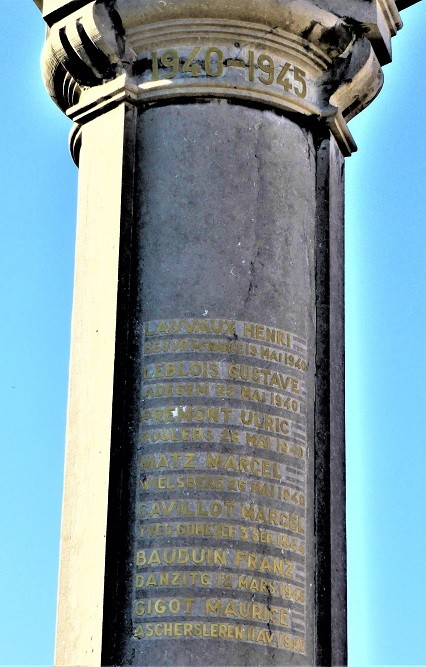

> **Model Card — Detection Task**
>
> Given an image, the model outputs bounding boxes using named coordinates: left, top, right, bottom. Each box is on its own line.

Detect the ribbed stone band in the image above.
left=38, top=0, right=405, bottom=156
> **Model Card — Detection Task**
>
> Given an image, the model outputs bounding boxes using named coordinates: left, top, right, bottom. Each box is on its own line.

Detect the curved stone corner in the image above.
left=40, top=1, right=131, bottom=109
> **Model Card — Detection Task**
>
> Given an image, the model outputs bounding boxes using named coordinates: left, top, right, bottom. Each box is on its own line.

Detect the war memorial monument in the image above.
left=33, top=0, right=420, bottom=664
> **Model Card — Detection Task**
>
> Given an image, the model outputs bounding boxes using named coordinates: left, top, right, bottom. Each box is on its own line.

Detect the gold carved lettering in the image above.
left=149, top=49, right=308, bottom=100
left=140, top=427, right=214, bottom=444
left=135, top=597, right=195, bottom=617
left=228, top=364, right=300, bottom=395
left=143, top=337, right=307, bottom=372
left=136, top=318, right=308, bottom=653
left=143, top=361, right=219, bottom=381
left=242, top=323, right=291, bottom=347
left=240, top=504, right=304, bottom=534
left=240, top=409, right=290, bottom=435
left=235, top=551, right=295, bottom=580
left=205, top=598, right=289, bottom=628
left=136, top=548, right=227, bottom=567
left=205, top=452, right=281, bottom=479
left=136, top=571, right=213, bottom=589
left=133, top=621, right=245, bottom=642
left=144, top=319, right=236, bottom=338
left=144, top=382, right=211, bottom=399
left=132, top=622, right=306, bottom=654
left=137, top=500, right=235, bottom=520
left=141, top=405, right=232, bottom=424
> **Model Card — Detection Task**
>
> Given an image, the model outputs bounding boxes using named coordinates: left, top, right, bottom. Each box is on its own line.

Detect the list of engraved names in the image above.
left=133, top=319, right=308, bottom=654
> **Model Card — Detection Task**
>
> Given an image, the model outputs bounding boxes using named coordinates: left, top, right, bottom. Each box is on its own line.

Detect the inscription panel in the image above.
left=131, top=32, right=327, bottom=118
left=133, top=318, right=308, bottom=656
left=150, top=47, right=308, bottom=99
left=125, top=103, right=318, bottom=665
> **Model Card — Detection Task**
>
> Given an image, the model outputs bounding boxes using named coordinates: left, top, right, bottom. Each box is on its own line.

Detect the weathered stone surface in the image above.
left=31, top=0, right=411, bottom=665
left=125, top=102, right=315, bottom=665
left=38, top=0, right=402, bottom=155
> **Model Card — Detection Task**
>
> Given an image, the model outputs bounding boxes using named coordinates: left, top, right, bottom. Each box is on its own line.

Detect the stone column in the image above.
left=33, top=1, right=413, bottom=665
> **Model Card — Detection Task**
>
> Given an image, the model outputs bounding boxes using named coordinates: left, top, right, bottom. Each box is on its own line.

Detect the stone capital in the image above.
left=36, top=0, right=407, bottom=155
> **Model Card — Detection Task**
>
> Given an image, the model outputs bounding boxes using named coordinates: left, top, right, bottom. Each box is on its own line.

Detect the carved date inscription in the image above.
left=133, top=319, right=308, bottom=654
left=150, top=48, right=308, bottom=99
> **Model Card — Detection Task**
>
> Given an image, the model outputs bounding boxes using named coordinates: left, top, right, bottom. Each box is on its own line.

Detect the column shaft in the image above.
left=56, top=103, right=137, bottom=667
left=98, top=100, right=330, bottom=666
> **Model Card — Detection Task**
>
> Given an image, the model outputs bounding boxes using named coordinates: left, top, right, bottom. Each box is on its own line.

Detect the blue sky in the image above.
left=1, top=1, right=425, bottom=665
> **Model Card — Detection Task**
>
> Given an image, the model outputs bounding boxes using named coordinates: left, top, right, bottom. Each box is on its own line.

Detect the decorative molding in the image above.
left=68, top=123, right=83, bottom=166
left=380, top=0, right=404, bottom=35
left=40, top=1, right=131, bottom=108
left=37, top=0, right=403, bottom=156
